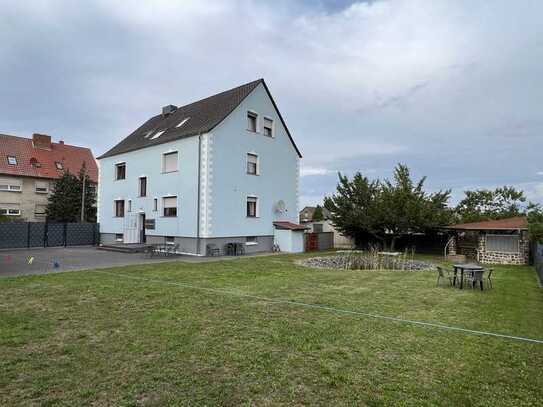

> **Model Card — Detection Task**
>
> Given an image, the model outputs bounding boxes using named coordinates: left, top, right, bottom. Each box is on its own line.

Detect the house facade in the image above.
left=0, top=133, right=98, bottom=221
left=97, top=79, right=302, bottom=254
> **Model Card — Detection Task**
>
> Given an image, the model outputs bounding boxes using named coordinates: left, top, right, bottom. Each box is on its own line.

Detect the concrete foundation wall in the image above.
left=100, top=233, right=273, bottom=255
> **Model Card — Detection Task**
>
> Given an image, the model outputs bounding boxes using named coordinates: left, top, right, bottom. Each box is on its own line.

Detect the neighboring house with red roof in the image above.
left=445, top=216, right=529, bottom=265
left=0, top=133, right=98, bottom=221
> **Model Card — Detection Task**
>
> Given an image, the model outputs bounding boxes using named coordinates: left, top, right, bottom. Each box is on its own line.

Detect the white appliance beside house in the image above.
left=97, top=79, right=304, bottom=255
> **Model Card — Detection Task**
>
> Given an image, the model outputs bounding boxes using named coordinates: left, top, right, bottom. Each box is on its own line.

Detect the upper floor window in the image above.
left=0, top=181, right=22, bottom=192
left=263, top=117, right=273, bottom=137
left=139, top=177, right=147, bottom=197
left=163, top=196, right=177, bottom=217
left=7, top=156, right=17, bottom=165
left=247, top=153, right=258, bottom=175
left=246, top=196, right=258, bottom=218
left=247, top=111, right=258, bottom=132
left=163, top=152, right=178, bottom=173
left=127, top=199, right=132, bottom=212
left=35, top=181, right=49, bottom=194
left=115, top=163, right=126, bottom=180
left=35, top=204, right=47, bottom=217
left=114, top=199, right=125, bottom=217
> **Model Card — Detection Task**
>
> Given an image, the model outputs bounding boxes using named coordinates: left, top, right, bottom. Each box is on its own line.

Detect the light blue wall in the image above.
left=98, top=136, right=200, bottom=237
left=209, top=83, right=300, bottom=238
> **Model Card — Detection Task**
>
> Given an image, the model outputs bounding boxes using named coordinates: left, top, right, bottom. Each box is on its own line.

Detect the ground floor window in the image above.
left=114, top=200, right=125, bottom=217
left=246, top=236, right=258, bottom=245
left=163, top=196, right=177, bottom=217
left=165, top=236, right=175, bottom=245
left=115, top=233, right=123, bottom=242
left=486, top=234, right=519, bottom=253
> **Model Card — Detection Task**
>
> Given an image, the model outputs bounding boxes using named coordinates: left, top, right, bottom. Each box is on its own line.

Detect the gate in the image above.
left=304, top=232, right=334, bottom=252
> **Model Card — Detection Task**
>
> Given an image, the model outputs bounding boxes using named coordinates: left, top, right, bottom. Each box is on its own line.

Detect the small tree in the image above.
left=312, top=205, right=324, bottom=222
left=527, top=203, right=543, bottom=243
left=455, top=186, right=527, bottom=223
left=46, top=166, right=96, bottom=223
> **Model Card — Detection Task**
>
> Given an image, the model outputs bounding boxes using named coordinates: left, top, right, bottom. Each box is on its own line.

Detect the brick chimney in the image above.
left=32, top=133, right=52, bottom=150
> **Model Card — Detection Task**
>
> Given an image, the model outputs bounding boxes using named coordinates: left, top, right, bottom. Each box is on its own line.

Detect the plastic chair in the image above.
left=436, top=266, right=453, bottom=287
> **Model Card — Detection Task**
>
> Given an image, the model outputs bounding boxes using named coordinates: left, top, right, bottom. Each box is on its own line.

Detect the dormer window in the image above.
left=55, top=161, right=63, bottom=170
left=30, top=158, right=41, bottom=168
left=247, top=112, right=258, bottom=132
left=7, top=156, right=17, bottom=165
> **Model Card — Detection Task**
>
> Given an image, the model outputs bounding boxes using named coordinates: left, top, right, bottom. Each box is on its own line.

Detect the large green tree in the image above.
left=312, top=205, right=325, bottom=222
left=455, top=186, right=527, bottom=223
left=46, top=166, right=96, bottom=223
left=324, top=164, right=451, bottom=249
left=527, top=203, right=543, bottom=243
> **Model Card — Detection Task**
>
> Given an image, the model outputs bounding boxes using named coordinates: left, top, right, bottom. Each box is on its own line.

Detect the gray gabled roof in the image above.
left=98, top=78, right=302, bottom=159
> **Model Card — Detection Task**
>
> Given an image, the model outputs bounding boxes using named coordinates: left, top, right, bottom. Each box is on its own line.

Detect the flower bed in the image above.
left=301, top=255, right=435, bottom=271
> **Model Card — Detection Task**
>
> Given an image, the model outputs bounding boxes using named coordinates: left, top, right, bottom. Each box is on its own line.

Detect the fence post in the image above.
left=27, top=222, right=31, bottom=248
left=43, top=222, right=48, bottom=247
left=63, top=223, right=67, bottom=247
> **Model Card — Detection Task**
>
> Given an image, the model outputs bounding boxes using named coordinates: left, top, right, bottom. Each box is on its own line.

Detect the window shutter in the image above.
left=163, top=152, right=178, bottom=172
left=163, top=196, right=177, bottom=208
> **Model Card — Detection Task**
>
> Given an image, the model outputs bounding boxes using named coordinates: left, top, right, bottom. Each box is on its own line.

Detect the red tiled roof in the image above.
left=273, top=221, right=308, bottom=231
left=446, top=216, right=528, bottom=230
left=0, top=134, right=97, bottom=182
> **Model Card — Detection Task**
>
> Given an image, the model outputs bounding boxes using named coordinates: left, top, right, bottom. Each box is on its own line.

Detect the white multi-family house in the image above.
left=97, top=79, right=305, bottom=255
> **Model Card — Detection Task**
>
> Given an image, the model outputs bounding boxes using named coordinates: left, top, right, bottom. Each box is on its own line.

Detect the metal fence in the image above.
left=0, top=222, right=99, bottom=249
left=533, top=242, right=543, bottom=286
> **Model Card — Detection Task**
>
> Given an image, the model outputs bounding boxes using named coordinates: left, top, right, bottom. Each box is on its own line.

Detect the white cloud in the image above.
left=300, top=166, right=335, bottom=177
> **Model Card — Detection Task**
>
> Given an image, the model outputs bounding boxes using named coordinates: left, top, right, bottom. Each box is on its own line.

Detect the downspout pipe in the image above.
left=196, top=133, right=202, bottom=255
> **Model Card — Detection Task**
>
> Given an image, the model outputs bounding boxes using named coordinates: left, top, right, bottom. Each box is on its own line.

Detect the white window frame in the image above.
left=35, top=181, right=49, bottom=194
left=246, top=236, right=258, bottom=246
left=246, top=153, right=259, bottom=175
left=246, top=195, right=258, bottom=218
left=263, top=117, right=274, bottom=137
left=114, top=199, right=125, bottom=218
left=162, top=151, right=178, bottom=173
left=115, top=162, right=126, bottom=180
left=162, top=195, right=178, bottom=217
left=139, top=176, right=147, bottom=197
left=0, top=208, right=21, bottom=216
left=0, top=182, right=22, bottom=192
left=247, top=111, right=258, bottom=133
left=34, top=204, right=47, bottom=216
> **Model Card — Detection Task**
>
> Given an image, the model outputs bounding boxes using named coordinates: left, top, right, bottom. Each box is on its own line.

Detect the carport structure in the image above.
left=445, top=216, right=529, bottom=265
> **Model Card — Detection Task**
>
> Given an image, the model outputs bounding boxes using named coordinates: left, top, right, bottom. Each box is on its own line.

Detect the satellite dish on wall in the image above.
left=274, top=200, right=287, bottom=214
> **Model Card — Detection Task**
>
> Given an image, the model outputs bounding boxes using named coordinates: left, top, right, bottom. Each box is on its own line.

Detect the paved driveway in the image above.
left=0, top=246, right=217, bottom=278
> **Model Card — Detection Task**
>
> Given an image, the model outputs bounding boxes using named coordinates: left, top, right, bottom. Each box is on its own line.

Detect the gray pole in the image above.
left=80, top=171, right=86, bottom=223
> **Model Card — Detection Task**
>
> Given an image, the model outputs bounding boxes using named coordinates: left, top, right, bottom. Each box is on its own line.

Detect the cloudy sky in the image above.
left=1, top=0, right=542, bottom=208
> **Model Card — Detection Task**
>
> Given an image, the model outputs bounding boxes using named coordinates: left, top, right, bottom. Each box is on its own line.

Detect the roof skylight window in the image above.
left=144, top=130, right=153, bottom=139
left=150, top=130, right=165, bottom=140
left=7, top=156, right=17, bottom=165
left=176, top=117, right=190, bottom=128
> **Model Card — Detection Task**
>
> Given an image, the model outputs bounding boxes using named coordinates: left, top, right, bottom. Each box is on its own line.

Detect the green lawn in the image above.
left=1, top=253, right=543, bottom=406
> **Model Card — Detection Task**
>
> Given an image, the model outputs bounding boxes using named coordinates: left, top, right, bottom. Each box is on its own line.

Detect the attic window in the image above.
left=151, top=130, right=165, bottom=140
left=7, top=156, right=17, bottom=165
left=176, top=117, right=190, bottom=128
left=55, top=161, right=63, bottom=170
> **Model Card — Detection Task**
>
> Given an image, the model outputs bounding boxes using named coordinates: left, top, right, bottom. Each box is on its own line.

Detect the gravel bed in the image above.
left=301, top=255, right=436, bottom=271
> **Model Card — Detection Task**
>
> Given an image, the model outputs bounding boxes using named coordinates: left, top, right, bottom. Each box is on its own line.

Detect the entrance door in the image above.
left=139, top=213, right=146, bottom=243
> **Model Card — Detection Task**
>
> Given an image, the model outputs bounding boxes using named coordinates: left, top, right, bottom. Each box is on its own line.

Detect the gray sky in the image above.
left=1, top=0, right=542, bottom=208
